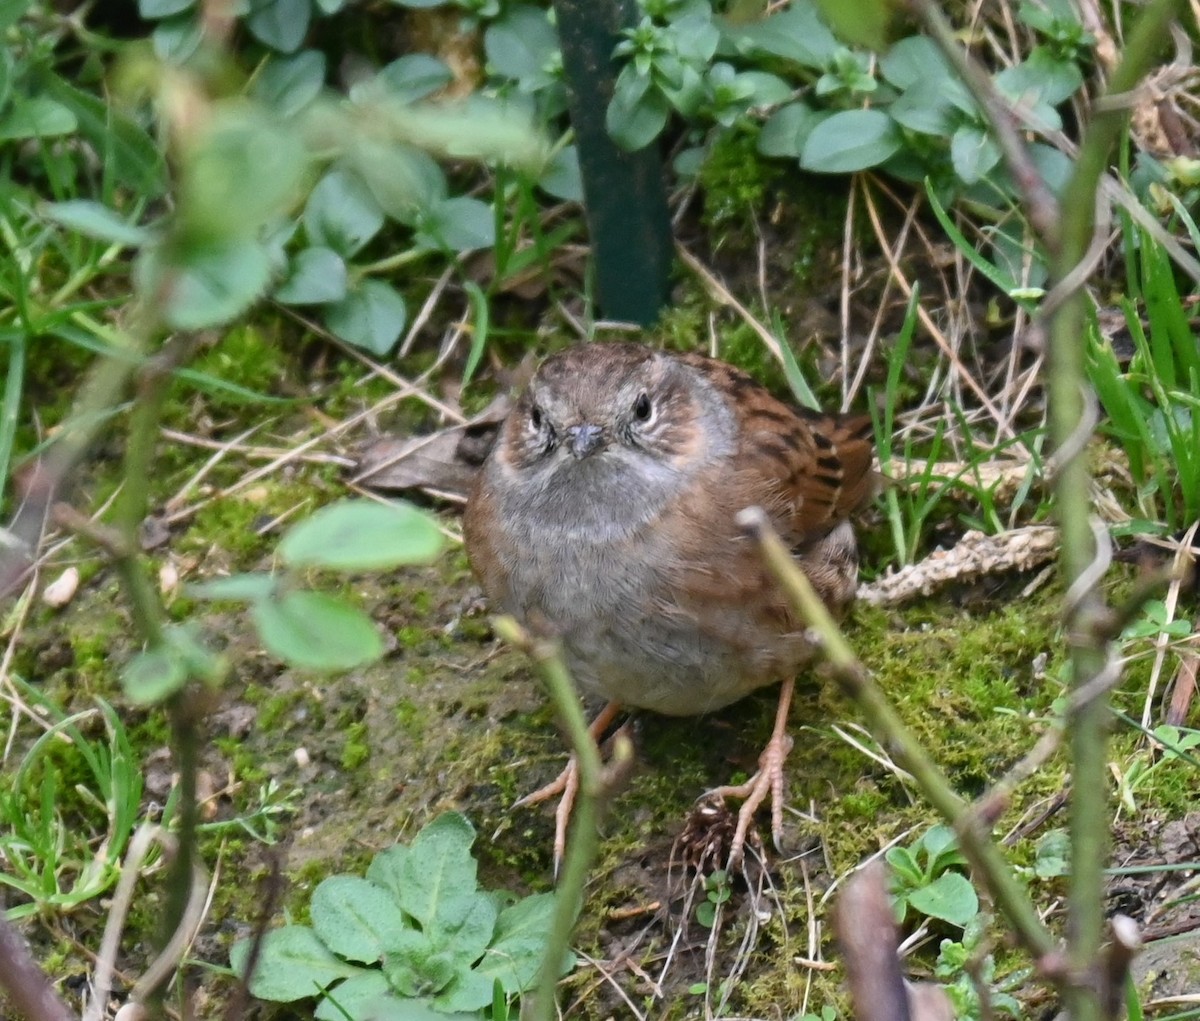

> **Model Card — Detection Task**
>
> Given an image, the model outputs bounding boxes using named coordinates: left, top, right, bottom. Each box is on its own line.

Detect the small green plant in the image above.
left=887, top=828, right=1029, bottom=1019
left=886, top=825, right=979, bottom=928
left=1087, top=226, right=1200, bottom=532
left=1119, top=599, right=1194, bottom=645
left=793, top=1007, right=838, bottom=1021
left=1031, top=828, right=1071, bottom=880
left=165, top=499, right=444, bottom=689
left=1113, top=724, right=1200, bottom=818
left=694, top=868, right=731, bottom=927
left=606, top=0, right=790, bottom=152
left=231, top=813, right=574, bottom=1018
left=0, top=693, right=142, bottom=919
left=935, top=915, right=1024, bottom=1018
left=0, top=682, right=296, bottom=919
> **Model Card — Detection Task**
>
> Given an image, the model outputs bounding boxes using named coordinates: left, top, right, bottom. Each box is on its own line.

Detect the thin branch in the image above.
left=1043, top=4, right=1188, bottom=1018
left=492, top=617, right=633, bottom=1021
left=904, top=0, right=1063, bottom=253
left=737, top=507, right=1059, bottom=966
left=0, top=916, right=76, bottom=1021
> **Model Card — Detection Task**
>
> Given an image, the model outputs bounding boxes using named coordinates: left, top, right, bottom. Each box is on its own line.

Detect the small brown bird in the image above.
left=464, top=342, right=875, bottom=864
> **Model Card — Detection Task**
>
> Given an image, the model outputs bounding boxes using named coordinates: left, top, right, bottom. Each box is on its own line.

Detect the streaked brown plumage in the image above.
left=464, top=341, right=875, bottom=862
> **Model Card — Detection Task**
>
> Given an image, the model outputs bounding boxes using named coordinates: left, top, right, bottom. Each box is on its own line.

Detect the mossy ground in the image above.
left=11, top=477, right=1186, bottom=1020
left=6, top=144, right=1198, bottom=1021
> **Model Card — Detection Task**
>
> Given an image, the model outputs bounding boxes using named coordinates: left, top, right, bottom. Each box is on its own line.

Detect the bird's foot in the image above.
left=514, top=754, right=580, bottom=875
left=706, top=730, right=795, bottom=867
left=514, top=700, right=623, bottom=875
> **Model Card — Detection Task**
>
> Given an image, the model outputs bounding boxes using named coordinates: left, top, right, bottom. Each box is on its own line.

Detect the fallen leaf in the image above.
left=355, top=394, right=510, bottom=502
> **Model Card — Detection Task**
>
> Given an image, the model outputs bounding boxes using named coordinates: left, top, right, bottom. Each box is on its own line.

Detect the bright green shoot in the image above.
left=0, top=689, right=143, bottom=920
left=1088, top=227, right=1200, bottom=532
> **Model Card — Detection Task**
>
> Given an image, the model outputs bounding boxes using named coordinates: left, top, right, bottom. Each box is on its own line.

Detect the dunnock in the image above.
left=465, top=342, right=875, bottom=863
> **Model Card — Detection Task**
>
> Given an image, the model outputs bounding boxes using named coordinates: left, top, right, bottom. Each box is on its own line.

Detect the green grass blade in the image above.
left=0, top=330, right=25, bottom=513
left=462, top=279, right=491, bottom=386
left=925, top=180, right=1036, bottom=310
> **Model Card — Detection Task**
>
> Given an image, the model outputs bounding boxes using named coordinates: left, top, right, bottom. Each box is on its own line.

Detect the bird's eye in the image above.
left=530, top=404, right=543, bottom=429
left=633, top=392, right=652, bottom=422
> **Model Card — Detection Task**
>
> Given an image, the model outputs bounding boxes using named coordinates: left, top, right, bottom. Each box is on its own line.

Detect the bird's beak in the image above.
left=566, top=423, right=605, bottom=458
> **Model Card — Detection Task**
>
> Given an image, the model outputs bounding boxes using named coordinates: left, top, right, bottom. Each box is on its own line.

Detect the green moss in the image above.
left=189, top=324, right=288, bottom=404
left=699, top=129, right=783, bottom=240
left=340, top=721, right=371, bottom=771
left=184, top=495, right=274, bottom=566
left=393, top=698, right=429, bottom=739
left=396, top=624, right=425, bottom=649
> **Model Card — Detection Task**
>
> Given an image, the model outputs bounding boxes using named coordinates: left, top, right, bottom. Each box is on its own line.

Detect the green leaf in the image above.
left=538, top=145, right=582, bottom=202
left=275, top=247, right=348, bottom=305
left=1027, top=142, right=1073, bottom=196
left=376, top=54, right=454, bottom=103
left=324, top=279, right=408, bottom=356
left=122, top=645, right=188, bottom=705
left=399, top=813, right=479, bottom=928
left=813, top=0, right=899, bottom=50
left=673, top=145, right=705, bottom=177
left=385, top=935, right=458, bottom=998
left=721, top=1, right=838, bottom=69
left=924, top=179, right=1025, bottom=300
left=136, top=238, right=274, bottom=331
left=41, top=201, right=152, bottom=248
left=41, top=76, right=167, bottom=197
left=252, top=590, right=384, bottom=671
left=230, top=925, right=363, bottom=1001
left=385, top=94, right=549, bottom=168
left=1033, top=829, right=1071, bottom=879
left=152, top=15, right=204, bottom=63
left=435, top=966, right=496, bottom=1013
left=311, top=875, right=412, bottom=964
left=890, top=79, right=959, bottom=136
left=187, top=573, right=277, bottom=601
left=355, top=995, right=471, bottom=1021
left=279, top=499, right=444, bottom=570
left=879, top=35, right=951, bottom=88
left=995, top=47, right=1082, bottom=107
left=885, top=845, right=924, bottom=886
left=0, top=0, right=33, bottom=30
left=476, top=893, right=571, bottom=993
left=738, top=70, right=792, bottom=107
left=179, top=104, right=308, bottom=242
left=247, top=0, right=311, bottom=53
left=417, top=196, right=496, bottom=253
left=313, top=971, right=391, bottom=1021
left=253, top=50, right=327, bottom=116
left=671, top=11, right=721, bottom=64
left=921, top=825, right=967, bottom=872
left=122, top=625, right=223, bottom=705
left=0, top=49, right=10, bottom=113
left=757, top=102, right=820, bottom=158
left=429, top=891, right=496, bottom=958
left=484, top=5, right=559, bottom=82
left=344, top=139, right=447, bottom=224
left=139, top=0, right=193, bottom=15
left=366, top=843, right=412, bottom=904
left=800, top=109, right=900, bottom=172
left=906, top=872, right=979, bottom=927
left=0, top=96, right=76, bottom=140
left=461, top=280, right=489, bottom=386
left=606, top=82, right=670, bottom=152
left=950, top=124, right=1000, bottom=184
left=304, top=169, right=385, bottom=256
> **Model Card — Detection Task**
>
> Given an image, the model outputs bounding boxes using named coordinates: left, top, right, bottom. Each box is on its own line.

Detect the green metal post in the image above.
left=552, top=0, right=673, bottom=326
